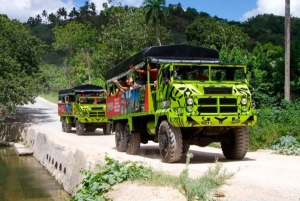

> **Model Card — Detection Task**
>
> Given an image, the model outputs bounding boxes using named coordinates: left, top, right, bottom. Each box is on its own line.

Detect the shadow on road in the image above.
left=137, top=144, right=255, bottom=164
left=4, top=107, right=56, bottom=126
left=61, top=130, right=111, bottom=136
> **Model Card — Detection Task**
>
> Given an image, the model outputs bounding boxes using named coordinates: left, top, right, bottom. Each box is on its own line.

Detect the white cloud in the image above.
left=0, top=0, right=144, bottom=22
left=242, top=0, right=300, bottom=21
left=90, top=0, right=143, bottom=12
left=89, top=0, right=108, bottom=11
left=88, top=0, right=144, bottom=17
left=121, top=0, right=143, bottom=6
left=0, top=0, right=75, bottom=22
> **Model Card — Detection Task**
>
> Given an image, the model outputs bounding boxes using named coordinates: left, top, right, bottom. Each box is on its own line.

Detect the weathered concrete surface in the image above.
left=3, top=97, right=300, bottom=201
left=13, top=142, right=33, bottom=155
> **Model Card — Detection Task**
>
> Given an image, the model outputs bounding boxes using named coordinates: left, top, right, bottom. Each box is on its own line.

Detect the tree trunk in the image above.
left=86, top=48, right=91, bottom=84
left=155, top=21, right=161, bottom=46
left=285, top=0, right=290, bottom=101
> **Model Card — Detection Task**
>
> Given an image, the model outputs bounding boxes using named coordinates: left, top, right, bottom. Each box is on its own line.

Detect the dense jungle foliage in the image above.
left=1, top=0, right=300, bottom=150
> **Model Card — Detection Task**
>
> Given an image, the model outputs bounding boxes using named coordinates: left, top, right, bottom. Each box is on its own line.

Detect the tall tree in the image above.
left=185, top=17, right=248, bottom=50
left=94, top=6, right=171, bottom=77
left=48, top=12, right=57, bottom=23
left=57, top=7, right=68, bottom=20
left=79, top=1, right=91, bottom=22
left=41, top=10, right=48, bottom=22
left=53, top=21, right=98, bottom=84
left=285, top=0, right=290, bottom=101
left=0, top=14, right=44, bottom=119
left=35, top=14, right=42, bottom=24
left=143, top=0, right=167, bottom=46
left=68, top=7, right=79, bottom=20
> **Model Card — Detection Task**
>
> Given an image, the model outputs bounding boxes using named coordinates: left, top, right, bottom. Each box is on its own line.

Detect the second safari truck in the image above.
left=58, top=84, right=111, bottom=135
left=105, top=44, right=257, bottom=163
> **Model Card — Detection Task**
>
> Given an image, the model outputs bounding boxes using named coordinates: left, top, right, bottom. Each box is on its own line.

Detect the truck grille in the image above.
left=204, top=87, right=232, bottom=94
left=90, top=106, right=105, bottom=117
left=198, top=98, right=237, bottom=114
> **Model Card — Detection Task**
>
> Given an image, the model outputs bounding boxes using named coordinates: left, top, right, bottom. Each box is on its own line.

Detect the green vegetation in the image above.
left=0, top=14, right=44, bottom=120
left=271, top=136, right=300, bottom=156
left=249, top=100, right=300, bottom=152
left=71, top=154, right=234, bottom=201
left=147, top=153, right=234, bottom=201
left=39, top=92, right=58, bottom=104
left=71, top=156, right=152, bottom=201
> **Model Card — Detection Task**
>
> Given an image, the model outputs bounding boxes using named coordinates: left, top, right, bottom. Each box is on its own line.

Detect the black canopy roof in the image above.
left=58, top=84, right=104, bottom=96
left=105, top=44, right=219, bottom=80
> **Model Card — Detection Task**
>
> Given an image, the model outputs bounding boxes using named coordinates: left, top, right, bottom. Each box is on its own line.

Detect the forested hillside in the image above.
left=2, top=0, right=300, bottom=152
left=23, top=1, right=300, bottom=103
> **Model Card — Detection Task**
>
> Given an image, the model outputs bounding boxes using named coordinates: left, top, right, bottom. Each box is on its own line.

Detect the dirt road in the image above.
left=15, top=97, right=300, bottom=201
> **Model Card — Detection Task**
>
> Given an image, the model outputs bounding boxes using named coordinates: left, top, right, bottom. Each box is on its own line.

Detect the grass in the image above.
left=72, top=154, right=234, bottom=201
left=39, top=92, right=57, bottom=104
left=209, top=143, right=221, bottom=149
left=143, top=153, right=234, bottom=201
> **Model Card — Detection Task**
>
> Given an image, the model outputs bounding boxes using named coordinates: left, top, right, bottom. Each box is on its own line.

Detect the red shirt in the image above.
left=150, top=70, right=158, bottom=81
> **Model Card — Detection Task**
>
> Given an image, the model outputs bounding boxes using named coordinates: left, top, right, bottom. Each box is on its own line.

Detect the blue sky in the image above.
left=164, top=0, right=257, bottom=21
left=0, top=0, right=300, bottom=22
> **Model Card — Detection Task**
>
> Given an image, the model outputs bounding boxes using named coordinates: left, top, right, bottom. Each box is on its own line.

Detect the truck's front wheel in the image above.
left=124, top=124, right=140, bottom=155
left=62, top=118, right=66, bottom=132
left=76, top=120, right=84, bottom=135
left=158, top=120, right=183, bottom=163
left=103, top=123, right=111, bottom=135
left=65, top=120, right=72, bottom=133
left=221, top=127, right=249, bottom=160
left=115, top=122, right=126, bottom=152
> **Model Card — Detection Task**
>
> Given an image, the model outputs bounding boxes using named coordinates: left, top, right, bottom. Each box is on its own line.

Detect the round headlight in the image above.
left=241, top=98, right=247, bottom=105
left=186, top=98, right=193, bottom=105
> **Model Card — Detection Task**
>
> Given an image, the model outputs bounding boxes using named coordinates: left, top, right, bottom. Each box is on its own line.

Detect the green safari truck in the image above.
left=105, top=44, right=257, bottom=163
left=58, top=84, right=111, bottom=135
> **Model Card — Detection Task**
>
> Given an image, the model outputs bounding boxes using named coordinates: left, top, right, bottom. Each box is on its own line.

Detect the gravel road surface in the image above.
left=14, top=97, right=300, bottom=201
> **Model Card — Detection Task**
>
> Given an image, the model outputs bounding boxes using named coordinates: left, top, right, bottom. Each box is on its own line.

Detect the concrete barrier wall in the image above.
left=0, top=123, right=24, bottom=142
left=1, top=125, right=105, bottom=195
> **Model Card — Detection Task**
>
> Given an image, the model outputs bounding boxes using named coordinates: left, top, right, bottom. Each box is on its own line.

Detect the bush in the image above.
left=71, top=156, right=152, bottom=201
left=249, top=99, right=300, bottom=151
left=271, top=135, right=300, bottom=156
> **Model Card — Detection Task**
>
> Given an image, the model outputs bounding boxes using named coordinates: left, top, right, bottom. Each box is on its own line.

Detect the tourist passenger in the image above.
left=130, top=63, right=158, bottom=89
left=80, top=93, right=87, bottom=103
left=113, top=78, right=131, bottom=92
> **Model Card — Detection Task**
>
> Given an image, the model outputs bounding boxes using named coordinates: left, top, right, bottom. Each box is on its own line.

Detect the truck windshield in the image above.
left=173, top=65, right=245, bottom=82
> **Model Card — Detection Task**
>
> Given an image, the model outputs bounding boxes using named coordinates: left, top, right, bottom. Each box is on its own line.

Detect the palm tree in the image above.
left=41, top=10, right=48, bottom=22
left=35, top=14, right=42, bottom=24
left=79, top=1, right=91, bottom=22
left=48, top=12, right=57, bottom=23
left=57, top=7, right=68, bottom=20
left=90, top=2, right=97, bottom=16
left=143, top=0, right=167, bottom=46
left=69, top=7, right=79, bottom=20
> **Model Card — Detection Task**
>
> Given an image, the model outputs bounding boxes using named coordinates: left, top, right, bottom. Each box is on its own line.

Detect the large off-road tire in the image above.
left=76, top=120, right=85, bottom=135
left=182, top=143, right=190, bottom=153
left=62, top=118, right=66, bottom=132
left=115, top=122, right=126, bottom=152
left=124, top=124, right=140, bottom=155
left=103, top=123, right=112, bottom=135
left=158, top=120, right=183, bottom=163
left=221, top=127, right=249, bottom=160
left=65, top=120, right=72, bottom=133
